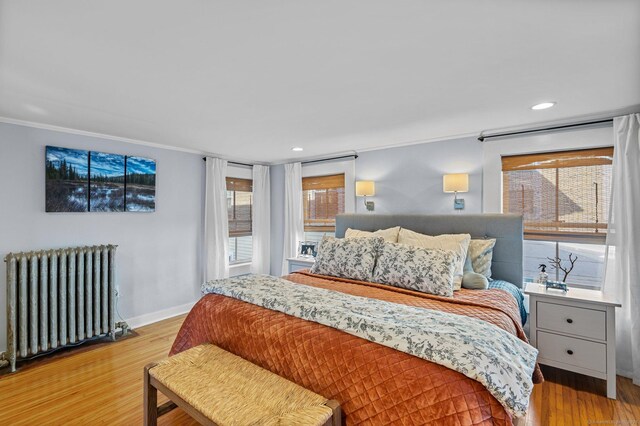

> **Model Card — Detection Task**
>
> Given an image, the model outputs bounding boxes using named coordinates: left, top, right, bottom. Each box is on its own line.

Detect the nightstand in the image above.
left=525, top=283, right=621, bottom=399
left=286, top=257, right=315, bottom=273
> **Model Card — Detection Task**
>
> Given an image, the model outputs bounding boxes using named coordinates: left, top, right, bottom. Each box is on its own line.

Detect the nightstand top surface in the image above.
left=524, top=282, right=621, bottom=307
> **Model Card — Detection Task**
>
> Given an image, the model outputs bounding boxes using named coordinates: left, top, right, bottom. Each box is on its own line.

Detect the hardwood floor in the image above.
left=0, top=315, right=197, bottom=426
left=525, top=365, right=640, bottom=425
left=1, top=314, right=638, bottom=425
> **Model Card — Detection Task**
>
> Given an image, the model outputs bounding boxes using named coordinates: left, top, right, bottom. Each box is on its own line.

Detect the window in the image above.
left=227, top=177, right=252, bottom=264
left=502, top=147, right=613, bottom=287
left=302, top=174, right=345, bottom=243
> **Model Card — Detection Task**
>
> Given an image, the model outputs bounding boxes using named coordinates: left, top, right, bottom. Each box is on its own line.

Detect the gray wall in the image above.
left=0, top=122, right=204, bottom=352
left=269, top=136, right=483, bottom=274
left=354, top=137, right=483, bottom=214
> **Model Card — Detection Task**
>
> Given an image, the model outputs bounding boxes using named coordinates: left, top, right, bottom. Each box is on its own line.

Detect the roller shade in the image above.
left=502, top=147, right=614, bottom=171
left=502, top=147, right=613, bottom=244
left=303, top=174, right=345, bottom=232
left=226, top=177, right=252, bottom=238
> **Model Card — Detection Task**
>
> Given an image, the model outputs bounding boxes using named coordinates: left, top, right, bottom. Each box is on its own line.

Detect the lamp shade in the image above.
left=356, top=181, right=375, bottom=196
left=443, top=174, right=469, bottom=193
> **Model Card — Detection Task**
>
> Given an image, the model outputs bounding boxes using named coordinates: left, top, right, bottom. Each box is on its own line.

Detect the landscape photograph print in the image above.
left=126, top=156, right=156, bottom=211
left=45, top=146, right=89, bottom=212
left=45, top=145, right=156, bottom=213
left=89, top=151, right=125, bottom=212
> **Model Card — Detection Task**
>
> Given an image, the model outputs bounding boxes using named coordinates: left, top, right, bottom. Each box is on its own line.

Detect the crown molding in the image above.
left=478, top=106, right=639, bottom=139
left=0, top=116, right=269, bottom=166
left=3, top=106, right=637, bottom=166
left=352, top=131, right=479, bottom=154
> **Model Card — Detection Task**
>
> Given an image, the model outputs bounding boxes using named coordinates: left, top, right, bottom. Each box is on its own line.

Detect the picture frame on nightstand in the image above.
left=298, top=241, right=318, bottom=258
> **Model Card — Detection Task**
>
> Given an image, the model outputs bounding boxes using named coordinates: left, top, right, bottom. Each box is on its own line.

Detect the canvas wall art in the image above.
left=89, top=151, right=125, bottom=212
left=126, top=156, right=156, bottom=211
left=45, top=146, right=156, bottom=213
left=46, top=146, right=90, bottom=212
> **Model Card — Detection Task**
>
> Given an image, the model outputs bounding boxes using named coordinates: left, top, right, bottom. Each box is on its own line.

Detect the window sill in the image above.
left=229, top=261, right=252, bottom=277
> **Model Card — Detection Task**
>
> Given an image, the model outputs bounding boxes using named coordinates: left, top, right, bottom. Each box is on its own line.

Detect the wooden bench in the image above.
left=144, top=344, right=341, bottom=426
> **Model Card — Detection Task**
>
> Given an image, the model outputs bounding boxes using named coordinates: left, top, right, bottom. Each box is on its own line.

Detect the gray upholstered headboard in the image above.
left=335, top=213, right=524, bottom=287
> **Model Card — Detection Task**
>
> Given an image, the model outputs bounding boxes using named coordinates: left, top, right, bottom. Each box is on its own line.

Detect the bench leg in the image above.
left=144, top=363, right=158, bottom=426
left=324, top=400, right=342, bottom=426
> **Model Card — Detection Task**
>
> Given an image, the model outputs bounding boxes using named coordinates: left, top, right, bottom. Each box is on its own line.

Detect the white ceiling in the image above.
left=1, top=0, right=639, bottom=163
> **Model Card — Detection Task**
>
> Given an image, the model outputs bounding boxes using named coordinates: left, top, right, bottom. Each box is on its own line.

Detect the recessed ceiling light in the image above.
left=291, top=147, right=304, bottom=152
left=531, top=102, right=556, bottom=110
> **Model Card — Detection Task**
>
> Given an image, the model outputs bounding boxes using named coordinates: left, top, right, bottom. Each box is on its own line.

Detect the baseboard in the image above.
left=616, top=367, right=634, bottom=380
left=0, top=302, right=197, bottom=355
left=126, top=301, right=197, bottom=330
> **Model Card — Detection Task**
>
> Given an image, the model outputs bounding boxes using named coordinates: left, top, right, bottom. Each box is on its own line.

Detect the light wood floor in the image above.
left=0, top=315, right=197, bottom=426
left=1, top=314, right=638, bottom=425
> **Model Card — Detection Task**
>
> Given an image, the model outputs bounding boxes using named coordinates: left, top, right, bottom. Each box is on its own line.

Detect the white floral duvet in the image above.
left=202, top=274, right=538, bottom=418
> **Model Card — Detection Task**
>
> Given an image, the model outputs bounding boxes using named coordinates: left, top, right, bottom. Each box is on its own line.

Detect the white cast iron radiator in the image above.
left=4, top=245, right=118, bottom=372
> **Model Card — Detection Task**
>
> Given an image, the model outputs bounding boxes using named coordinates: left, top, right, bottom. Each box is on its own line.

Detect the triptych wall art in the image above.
left=45, top=146, right=156, bottom=212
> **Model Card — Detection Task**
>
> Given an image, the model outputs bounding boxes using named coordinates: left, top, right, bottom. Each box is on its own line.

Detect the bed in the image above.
left=171, top=214, right=542, bottom=425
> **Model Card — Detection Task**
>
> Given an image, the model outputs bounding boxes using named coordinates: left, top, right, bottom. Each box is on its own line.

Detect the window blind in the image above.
left=226, top=177, right=252, bottom=238
left=302, top=174, right=345, bottom=232
left=502, top=147, right=613, bottom=244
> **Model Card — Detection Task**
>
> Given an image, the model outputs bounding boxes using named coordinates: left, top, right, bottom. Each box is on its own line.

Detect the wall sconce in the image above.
left=443, top=174, right=469, bottom=210
left=356, top=181, right=375, bottom=211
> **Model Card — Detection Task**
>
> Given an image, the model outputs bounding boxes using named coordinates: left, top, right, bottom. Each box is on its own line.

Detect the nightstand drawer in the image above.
left=537, top=331, right=607, bottom=374
left=537, top=302, right=606, bottom=340
left=289, top=262, right=310, bottom=273
left=287, top=257, right=315, bottom=273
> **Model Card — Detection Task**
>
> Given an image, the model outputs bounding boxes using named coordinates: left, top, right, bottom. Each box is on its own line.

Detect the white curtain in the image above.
left=204, top=157, right=229, bottom=281
left=281, top=162, right=304, bottom=275
left=251, top=165, right=271, bottom=274
left=604, top=113, right=640, bottom=385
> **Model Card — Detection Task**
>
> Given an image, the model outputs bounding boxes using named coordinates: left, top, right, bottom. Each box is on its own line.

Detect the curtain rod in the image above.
left=201, top=157, right=254, bottom=167
left=478, top=118, right=613, bottom=142
left=202, top=153, right=359, bottom=166
left=302, top=154, right=358, bottom=165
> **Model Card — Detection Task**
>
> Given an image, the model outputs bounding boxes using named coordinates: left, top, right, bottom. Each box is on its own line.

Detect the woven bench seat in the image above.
left=144, top=344, right=341, bottom=426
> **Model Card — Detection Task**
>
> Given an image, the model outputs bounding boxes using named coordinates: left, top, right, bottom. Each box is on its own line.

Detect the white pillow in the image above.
left=345, top=226, right=400, bottom=243
left=397, top=229, right=471, bottom=291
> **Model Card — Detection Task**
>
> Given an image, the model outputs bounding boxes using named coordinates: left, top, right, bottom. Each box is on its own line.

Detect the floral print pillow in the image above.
left=310, top=236, right=384, bottom=282
left=372, top=242, right=457, bottom=297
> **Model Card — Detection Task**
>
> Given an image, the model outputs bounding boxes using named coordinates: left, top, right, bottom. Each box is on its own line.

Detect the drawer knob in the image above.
left=567, top=349, right=574, bottom=355
left=566, top=318, right=573, bottom=324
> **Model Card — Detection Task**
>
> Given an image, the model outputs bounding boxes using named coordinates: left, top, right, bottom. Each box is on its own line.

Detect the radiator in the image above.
left=4, top=245, right=117, bottom=372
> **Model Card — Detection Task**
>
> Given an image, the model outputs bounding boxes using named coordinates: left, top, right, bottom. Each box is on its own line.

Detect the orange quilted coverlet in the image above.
left=171, top=271, right=542, bottom=425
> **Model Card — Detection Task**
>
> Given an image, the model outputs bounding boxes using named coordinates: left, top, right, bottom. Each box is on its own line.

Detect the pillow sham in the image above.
left=397, top=229, right=471, bottom=291
left=310, top=236, right=384, bottom=282
left=345, top=226, right=400, bottom=243
left=463, top=238, right=497, bottom=278
left=372, top=242, right=457, bottom=297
